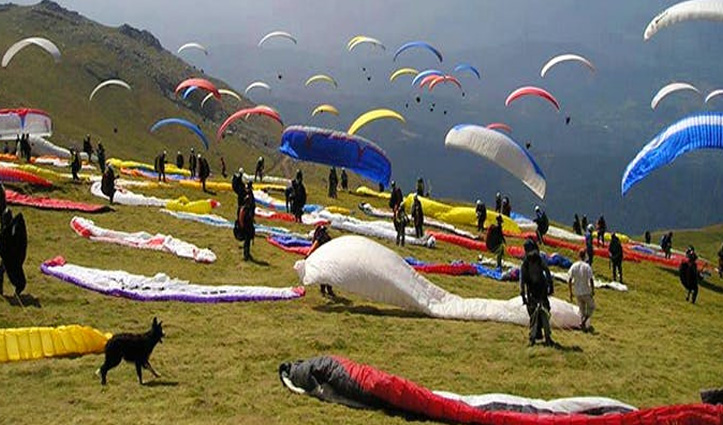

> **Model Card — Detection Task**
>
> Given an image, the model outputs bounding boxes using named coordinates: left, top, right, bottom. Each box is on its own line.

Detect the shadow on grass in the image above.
left=313, top=303, right=426, bottom=319
left=143, top=380, right=179, bottom=388
left=660, top=268, right=723, bottom=295
left=249, top=258, right=270, bottom=267
left=4, top=293, right=42, bottom=308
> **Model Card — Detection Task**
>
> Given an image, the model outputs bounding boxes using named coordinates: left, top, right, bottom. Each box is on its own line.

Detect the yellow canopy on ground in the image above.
left=403, top=194, right=520, bottom=234
left=107, top=158, right=191, bottom=176
left=165, top=196, right=216, bottom=215
left=0, top=325, right=111, bottom=363
left=355, top=185, right=391, bottom=199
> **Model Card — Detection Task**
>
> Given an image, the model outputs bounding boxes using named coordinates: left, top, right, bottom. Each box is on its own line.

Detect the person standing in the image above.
left=293, top=174, right=307, bottom=223
left=596, top=215, right=607, bottom=246
left=568, top=250, right=596, bottom=332
left=486, top=215, right=506, bottom=269
left=328, top=167, right=338, bottom=199
left=307, top=225, right=335, bottom=297
left=520, top=242, right=554, bottom=346
left=235, top=185, right=256, bottom=261
left=340, top=168, right=348, bottom=191
left=585, top=224, right=595, bottom=266
left=188, top=148, right=197, bottom=177
left=679, top=246, right=700, bottom=304
left=644, top=230, right=652, bottom=245
left=220, top=156, right=227, bottom=179
left=83, top=134, right=94, bottom=163
left=175, top=151, right=184, bottom=169
left=494, top=192, right=502, bottom=213
left=394, top=204, right=409, bottom=247
left=198, top=154, right=210, bottom=192
left=533, top=206, right=549, bottom=245
left=100, top=165, right=117, bottom=204
left=475, top=200, right=486, bottom=232
left=411, top=194, right=424, bottom=238
left=389, top=181, right=403, bottom=213
left=254, top=156, right=265, bottom=182
left=232, top=168, right=247, bottom=208
left=285, top=180, right=295, bottom=213
left=416, top=177, right=425, bottom=197
left=501, top=196, right=512, bottom=217
left=572, top=214, right=582, bottom=235
left=0, top=183, right=11, bottom=294
left=20, top=134, right=31, bottom=162
left=608, top=233, right=624, bottom=283
left=70, top=148, right=81, bottom=182
left=97, top=142, right=106, bottom=173
left=581, top=215, right=588, bottom=232
left=661, top=232, right=673, bottom=259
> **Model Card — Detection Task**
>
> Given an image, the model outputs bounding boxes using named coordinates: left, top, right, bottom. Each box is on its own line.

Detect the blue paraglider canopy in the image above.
left=280, top=125, right=392, bottom=186
left=393, top=41, right=443, bottom=63
left=150, top=118, right=210, bottom=150
left=622, top=112, right=723, bottom=196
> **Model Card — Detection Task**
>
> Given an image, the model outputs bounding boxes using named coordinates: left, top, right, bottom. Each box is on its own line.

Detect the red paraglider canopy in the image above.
left=505, top=86, right=560, bottom=111
left=174, top=78, right=221, bottom=100
left=216, top=107, right=283, bottom=140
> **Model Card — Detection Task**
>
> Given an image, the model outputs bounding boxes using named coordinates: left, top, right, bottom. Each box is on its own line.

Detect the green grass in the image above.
left=1, top=166, right=723, bottom=425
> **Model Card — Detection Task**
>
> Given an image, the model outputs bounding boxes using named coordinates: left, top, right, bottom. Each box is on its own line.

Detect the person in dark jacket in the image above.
left=307, top=225, right=335, bottom=297
left=416, top=177, right=425, bottom=197
left=585, top=224, right=595, bottom=265
left=596, top=215, right=607, bottom=246
left=679, top=246, right=700, bottom=304
left=533, top=206, right=549, bottom=245
left=581, top=215, right=588, bottom=233
left=572, top=214, right=582, bottom=236
left=501, top=196, right=511, bottom=217
left=220, top=156, right=227, bottom=179
left=0, top=183, right=26, bottom=296
left=235, top=185, right=256, bottom=261
left=285, top=180, right=295, bottom=213
left=154, top=151, right=167, bottom=182
left=231, top=168, right=246, bottom=207
left=608, top=233, right=624, bottom=283
left=188, top=148, right=197, bottom=177
left=328, top=167, right=338, bottom=199
left=486, top=215, right=506, bottom=269
left=394, top=204, right=410, bottom=246
left=82, top=134, right=94, bottom=163
left=494, top=192, right=502, bottom=213
left=661, top=232, right=673, bottom=259
left=97, top=142, right=106, bottom=173
left=340, top=168, right=348, bottom=191
left=255, top=156, right=265, bottom=182
left=175, top=151, right=184, bottom=169
left=20, top=134, right=31, bottom=162
left=198, top=154, right=210, bottom=192
left=293, top=176, right=307, bottom=223
left=520, top=241, right=554, bottom=346
left=389, top=181, right=403, bottom=213
left=475, top=200, right=486, bottom=232
left=70, top=148, right=81, bottom=182
left=411, top=194, right=424, bottom=238
left=644, top=230, right=651, bottom=245
left=100, top=165, right=117, bottom=204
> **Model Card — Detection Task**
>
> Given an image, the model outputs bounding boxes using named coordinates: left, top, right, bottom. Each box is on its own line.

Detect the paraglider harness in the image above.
left=520, top=244, right=554, bottom=345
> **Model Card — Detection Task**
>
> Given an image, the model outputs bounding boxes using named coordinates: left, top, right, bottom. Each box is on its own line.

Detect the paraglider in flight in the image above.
left=621, top=112, right=723, bottom=195
left=644, top=0, right=723, bottom=41
left=311, top=104, right=339, bottom=117
left=280, top=125, right=392, bottom=186
left=428, top=75, right=463, bottom=92
left=347, top=109, right=406, bottom=136
left=389, top=67, right=419, bottom=82
left=258, top=31, right=297, bottom=47
left=453, top=63, right=481, bottom=79
left=705, top=89, right=723, bottom=103
left=445, top=124, right=547, bottom=199
left=88, top=79, right=131, bottom=102
left=216, top=107, right=283, bottom=141
left=2, top=37, right=61, bottom=67
left=486, top=123, right=513, bottom=134
left=347, top=36, right=386, bottom=51
left=305, top=74, right=338, bottom=89
left=244, top=81, right=272, bottom=96
left=150, top=118, right=210, bottom=150
left=650, top=82, right=700, bottom=110
left=278, top=74, right=283, bottom=80
left=525, top=142, right=532, bottom=149
left=411, top=69, right=444, bottom=87
left=415, top=96, right=421, bottom=103
left=540, top=53, right=596, bottom=78
left=393, top=41, right=443, bottom=62
left=182, top=86, right=198, bottom=100
left=177, top=42, right=208, bottom=56
left=566, top=116, right=571, bottom=125
left=200, top=89, right=243, bottom=109
left=505, top=86, right=560, bottom=112
left=175, top=78, right=221, bottom=100
left=419, top=75, right=441, bottom=90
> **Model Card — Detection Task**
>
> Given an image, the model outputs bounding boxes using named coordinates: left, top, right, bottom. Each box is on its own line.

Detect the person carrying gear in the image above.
left=585, top=224, right=595, bottom=265
left=70, top=148, right=81, bottom=182
left=175, top=151, right=184, bottom=169
left=661, top=232, right=673, bottom=259
left=255, top=156, right=265, bottom=182
left=154, top=151, right=167, bottom=183
left=644, top=230, right=651, bottom=245
left=340, top=168, right=348, bottom=191
left=486, top=215, right=506, bottom=269
left=475, top=200, right=486, bottom=232
left=494, top=192, right=502, bottom=213
left=520, top=240, right=554, bottom=346
left=533, top=206, right=549, bottom=245
left=97, top=143, right=106, bottom=173
left=232, top=168, right=247, bottom=207
left=83, top=134, right=94, bottom=163
left=188, top=148, right=197, bottom=177
left=293, top=176, right=307, bottom=223
left=596, top=215, right=607, bottom=246
left=307, top=225, right=335, bottom=297
left=198, top=154, right=210, bottom=192
left=608, top=233, right=624, bottom=283
left=394, top=204, right=410, bottom=247
left=679, top=246, right=700, bottom=304
left=388, top=181, right=403, bottom=213
left=572, top=214, right=582, bottom=235
left=100, top=165, right=117, bottom=204
left=328, top=167, right=338, bottom=199
left=501, top=196, right=512, bottom=217
left=568, top=249, right=595, bottom=332
left=416, top=177, right=425, bottom=197
left=411, top=194, right=424, bottom=238
left=234, top=182, right=256, bottom=261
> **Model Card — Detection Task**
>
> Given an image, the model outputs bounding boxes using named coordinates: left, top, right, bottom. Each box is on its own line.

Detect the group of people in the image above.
left=326, top=166, right=349, bottom=199
left=284, top=170, right=307, bottom=223
left=387, top=181, right=425, bottom=247
left=158, top=148, right=211, bottom=191
left=494, top=192, right=512, bottom=217
left=572, top=214, right=607, bottom=244
left=15, top=134, right=32, bottom=162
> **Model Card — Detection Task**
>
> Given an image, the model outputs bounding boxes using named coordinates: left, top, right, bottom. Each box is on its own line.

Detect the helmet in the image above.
left=587, top=224, right=594, bottom=232
left=534, top=205, right=541, bottom=212
left=391, top=180, right=396, bottom=187
left=685, top=246, right=697, bottom=259
left=476, top=199, right=481, bottom=205
left=496, top=192, right=501, bottom=197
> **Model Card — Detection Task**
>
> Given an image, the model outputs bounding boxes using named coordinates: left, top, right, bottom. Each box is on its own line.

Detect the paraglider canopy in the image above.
left=216, top=107, right=283, bottom=141
left=311, top=104, right=340, bottom=117
left=2, top=37, right=61, bottom=68
left=453, top=63, right=481, bottom=79
left=200, top=89, right=242, bottom=108
left=347, top=109, right=406, bottom=136
left=150, top=118, right=210, bottom=150
left=175, top=78, right=221, bottom=100
left=244, top=81, right=271, bottom=96
left=347, top=36, right=386, bottom=51
left=389, top=67, right=419, bottom=82
left=445, top=124, right=547, bottom=199
left=644, top=0, right=723, bottom=40
left=89, top=79, right=132, bottom=102
left=305, top=74, right=338, bottom=89
left=177, top=42, right=208, bottom=56
left=393, top=41, right=443, bottom=62
left=505, top=86, right=560, bottom=112
left=411, top=69, right=444, bottom=87
left=650, top=82, right=701, bottom=110
left=540, top=54, right=595, bottom=78
left=0, top=108, right=52, bottom=140
left=258, top=31, right=297, bottom=47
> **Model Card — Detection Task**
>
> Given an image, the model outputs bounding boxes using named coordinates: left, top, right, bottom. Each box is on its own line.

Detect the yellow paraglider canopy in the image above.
left=389, top=67, right=419, bottom=82
left=347, top=109, right=406, bottom=135
left=311, top=104, right=340, bottom=117
left=305, top=74, right=338, bottom=88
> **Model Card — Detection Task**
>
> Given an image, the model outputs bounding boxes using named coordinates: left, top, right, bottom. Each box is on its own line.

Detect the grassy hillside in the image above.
left=0, top=1, right=293, bottom=175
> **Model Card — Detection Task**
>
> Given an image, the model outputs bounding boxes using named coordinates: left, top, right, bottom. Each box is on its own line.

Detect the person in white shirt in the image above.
left=568, top=249, right=595, bottom=331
